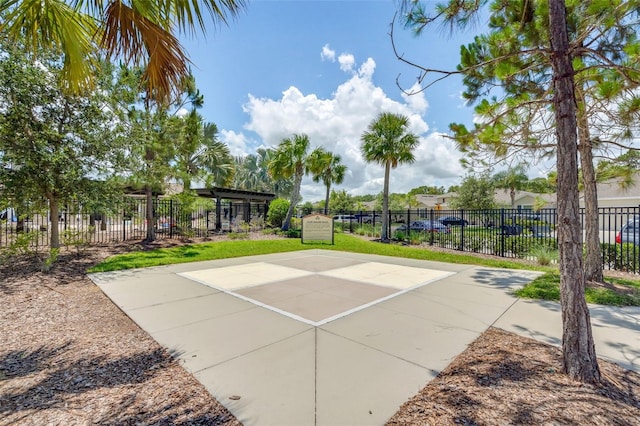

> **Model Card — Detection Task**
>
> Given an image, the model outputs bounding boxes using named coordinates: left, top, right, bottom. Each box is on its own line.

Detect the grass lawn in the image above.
left=515, top=271, right=640, bottom=306
left=88, top=233, right=640, bottom=306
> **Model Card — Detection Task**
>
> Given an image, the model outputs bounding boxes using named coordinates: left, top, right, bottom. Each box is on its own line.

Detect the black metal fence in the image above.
left=0, top=197, right=270, bottom=249
left=4, top=199, right=640, bottom=273
left=328, top=206, right=640, bottom=273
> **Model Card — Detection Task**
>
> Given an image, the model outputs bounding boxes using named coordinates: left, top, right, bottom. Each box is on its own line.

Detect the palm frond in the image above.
left=1, top=0, right=100, bottom=93
left=101, top=1, right=190, bottom=104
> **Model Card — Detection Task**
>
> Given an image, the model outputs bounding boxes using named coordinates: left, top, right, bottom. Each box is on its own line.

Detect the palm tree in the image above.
left=361, top=112, right=419, bottom=241
left=233, top=155, right=260, bottom=191
left=0, top=0, right=245, bottom=104
left=309, top=148, right=347, bottom=215
left=200, top=122, right=235, bottom=187
left=175, top=113, right=234, bottom=191
left=492, top=163, right=529, bottom=207
left=268, top=134, right=313, bottom=231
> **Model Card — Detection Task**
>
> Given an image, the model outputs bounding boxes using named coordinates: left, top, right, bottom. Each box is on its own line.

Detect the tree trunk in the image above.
left=324, top=183, right=330, bottom=215
left=510, top=188, right=516, bottom=207
left=146, top=187, right=155, bottom=242
left=282, top=172, right=302, bottom=231
left=49, top=197, right=60, bottom=249
left=381, top=162, right=391, bottom=241
left=16, top=216, right=25, bottom=233
left=548, top=0, right=600, bottom=384
left=576, top=88, right=604, bottom=283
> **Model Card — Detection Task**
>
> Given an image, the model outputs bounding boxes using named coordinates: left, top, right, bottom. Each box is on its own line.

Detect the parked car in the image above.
left=396, top=220, right=450, bottom=233
left=355, top=213, right=380, bottom=224
left=437, top=216, right=468, bottom=226
left=511, top=211, right=542, bottom=222
left=0, top=208, right=17, bottom=222
left=616, top=217, right=640, bottom=244
left=528, top=224, right=554, bottom=238
left=333, top=214, right=357, bottom=222
left=500, top=224, right=523, bottom=236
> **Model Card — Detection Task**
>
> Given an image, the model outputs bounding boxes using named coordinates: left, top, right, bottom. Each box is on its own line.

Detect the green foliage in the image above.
left=449, top=173, right=496, bottom=210
left=361, top=112, right=420, bottom=241
left=524, top=177, right=556, bottom=194
left=528, top=244, right=559, bottom=266
left=514, top=273, right=562, bottom=301
left=40, top=248, right=59, bottom=273
left=267, top=198, right=290, bottom=228
left=408, top=185, right=446, bottom=195
left=601, top=243, right=640, bottom=272
left=462, top=234, right=488, bottom=253
left=492, top=164, right=529, bottom=206
left=61, top=227, right=93, bottom=255
left=0, top=231, right=39, bottom=262
left=0, top=44, right=128, bottom=247
left=0, top=0, right=244, bottom=105
left=374, top=193, right=417, bottom=211
left=227, top=231, right=249, bottom=240
left=269, top=134, right=315, bottom=230
left=352, top=194, right=376, bottom=202
left=408, top=231, right=423, bottom=245
left=89, top=233, right=542, bottom=273
left=285, top=228, right=301, bottom=238
left=516, top=272, right=640, bottom=306
left=308, top=147, right=347, bottom=213
left=0, top=231, right=59, bottom=273
left=173, top=114, right=234, bottom=191
left=329, top=190, right=355, bottom=213
left=180, top=226, right=196, bottom=241
left=354, top=224, right=381, bottom=238
left=505, top=237, right=529, bottom=258
left=300, top=202, right=315, bottom=216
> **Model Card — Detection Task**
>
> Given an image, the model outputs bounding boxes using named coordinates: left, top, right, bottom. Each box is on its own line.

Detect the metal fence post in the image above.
left=459, top=209, right=465, bottom=251
left=429, top=208, right=435, bottom=245
left=169, top=199, right=174, bottom=238
left=500, top=208, right=505, bottom=257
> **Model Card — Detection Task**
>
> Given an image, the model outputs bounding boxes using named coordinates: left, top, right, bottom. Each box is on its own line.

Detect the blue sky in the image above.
left=180, top=0, right=488, bottom=202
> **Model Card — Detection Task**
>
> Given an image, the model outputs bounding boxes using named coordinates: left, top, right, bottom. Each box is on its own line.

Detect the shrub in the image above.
left=394, top=230, right=407, bottom=241
left=61, top=227, right=94, bottom=255
left=462, top=235, right=487, bottom=253
left=0, top=231, right=40, bottom=263
left=227, top=231, right=249, bottom=240
left=290, top=217, right=301, bottom=230
left=408, top=231, right=422, bottom=245
left=285, top=228, right=301, bottom=238
left=602, top=242, right=640, bottom=272
left=267, top=198, right=290, bottom=228
left=40, top=248, right=59, bottom=273
left=506, top=237, right=530, bottom=258
left=528, top=244, right=558, bottom=266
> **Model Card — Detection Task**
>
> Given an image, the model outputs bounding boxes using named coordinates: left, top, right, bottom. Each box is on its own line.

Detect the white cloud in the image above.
left=338, top=53, right=355, bottom=73
left=220, top=129, right=252, bottom=157
left=239, top=57, right=464, bottom=202
left=320, top=44, right=336, bottom=62
left=401, top=82, right=429, bottom=115
left=175, top=107, right=189, bottom=118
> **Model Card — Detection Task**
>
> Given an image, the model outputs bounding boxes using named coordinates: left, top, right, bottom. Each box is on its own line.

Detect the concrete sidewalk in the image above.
left=89, top=249, right=640, bottom=426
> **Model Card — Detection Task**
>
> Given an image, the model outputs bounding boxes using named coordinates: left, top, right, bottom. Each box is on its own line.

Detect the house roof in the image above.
left=585, top=174, right=640, bottom=200
left=194, top=187, right=276, bottom=202
left=494, top=190, right=556, bottom=206
left=414, top=193, right=456, bottom=207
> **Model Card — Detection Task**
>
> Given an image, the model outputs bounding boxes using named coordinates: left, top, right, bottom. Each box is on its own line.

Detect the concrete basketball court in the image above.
left=89, top=249, right=640, bottom=426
